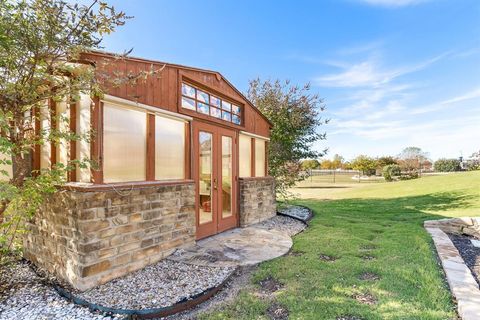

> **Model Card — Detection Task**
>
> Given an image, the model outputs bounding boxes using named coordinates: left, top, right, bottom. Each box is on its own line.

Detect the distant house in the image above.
left=22, top=52, right=276, bottom=290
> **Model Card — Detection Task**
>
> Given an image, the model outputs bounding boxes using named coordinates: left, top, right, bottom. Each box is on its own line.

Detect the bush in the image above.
left=398, top=171, right=419, bottom=180
left=434, top=158, right=461, bottom=172
left=382, top=164, right=401, bottom=182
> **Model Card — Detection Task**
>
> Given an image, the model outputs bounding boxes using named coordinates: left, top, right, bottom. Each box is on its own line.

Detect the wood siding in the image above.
left=81, top=52, right=271, bottom=138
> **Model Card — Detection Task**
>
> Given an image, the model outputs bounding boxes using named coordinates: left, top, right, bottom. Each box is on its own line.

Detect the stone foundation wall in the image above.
left=24, top=182, right=195, bottom=291
left=239, top=177, right=276, bottom=227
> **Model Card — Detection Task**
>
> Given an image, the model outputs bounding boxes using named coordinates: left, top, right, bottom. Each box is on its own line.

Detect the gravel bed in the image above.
left=277, top=205, right=312, bottom=222
left=0, top=261, right=119, bottom=320
left=448, top=233, right=480, bottom=286
left=76, top=260, right=235, bottom=310
left=256, top=215, right=306, bottom=236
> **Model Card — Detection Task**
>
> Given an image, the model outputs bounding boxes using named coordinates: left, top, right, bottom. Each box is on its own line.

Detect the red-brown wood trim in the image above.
left=146, top=113, right=155, bottom=181
left=250, top=137, right=256, bottom=177
left=184, top=122, right=191, bottom=179
left=49, top=99, right=57, bottom=167
left=69, top=101, right=77, bottom=182
left=62, top=179, right=194, bottom=192
left=90, top=97, right=103, bottom=184
left=32, top=107, right=41, bottom=175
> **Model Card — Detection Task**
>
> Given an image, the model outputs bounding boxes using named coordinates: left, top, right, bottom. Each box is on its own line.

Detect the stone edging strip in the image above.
left=425, top=226, right=480, bottom=319
left=53, top=270, right=236, bottom=319
left=277, top=205, right=314, bottom=224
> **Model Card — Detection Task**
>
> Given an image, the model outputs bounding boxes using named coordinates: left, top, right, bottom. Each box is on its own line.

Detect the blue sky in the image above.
left=101, top=0, right=480, bottom=161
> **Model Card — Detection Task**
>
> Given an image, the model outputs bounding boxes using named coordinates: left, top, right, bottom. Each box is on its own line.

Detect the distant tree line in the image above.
left=301, top=146, right=479, bottom=182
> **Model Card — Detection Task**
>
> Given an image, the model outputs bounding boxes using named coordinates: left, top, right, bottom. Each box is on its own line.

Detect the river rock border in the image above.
left=53, top=271, right=235, bottom=319
left=425, top=218, right=480, bottom=319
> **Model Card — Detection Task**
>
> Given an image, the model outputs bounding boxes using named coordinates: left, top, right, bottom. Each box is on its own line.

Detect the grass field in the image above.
left=202, top=171, right=480, bottom=320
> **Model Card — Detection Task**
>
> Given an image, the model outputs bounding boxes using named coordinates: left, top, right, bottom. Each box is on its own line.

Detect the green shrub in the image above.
left=382, top=164, right=401, bottom=182
left=434, top=158, right=461, bottom=172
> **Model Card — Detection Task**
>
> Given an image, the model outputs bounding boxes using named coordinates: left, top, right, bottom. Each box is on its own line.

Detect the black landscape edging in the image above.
left=53, top=270, right=236, bottom=319
left=277, top=204, right=314, bottom=225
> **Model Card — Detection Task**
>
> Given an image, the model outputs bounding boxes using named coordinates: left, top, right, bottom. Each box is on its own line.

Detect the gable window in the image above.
left=181, top=82, right=242, bottom=125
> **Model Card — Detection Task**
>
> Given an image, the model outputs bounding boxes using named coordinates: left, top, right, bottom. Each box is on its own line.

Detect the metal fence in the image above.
left=303, top=169, right=383, bottom=183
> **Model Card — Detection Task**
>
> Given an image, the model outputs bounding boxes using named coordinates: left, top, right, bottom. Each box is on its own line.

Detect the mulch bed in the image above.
left=448, top=233, right=480, bottom=286
left=337, top=316, right=364, bottom=320
left=351, top=292, right=377, bottom=305
left=319, top=254, right=338, bottom=262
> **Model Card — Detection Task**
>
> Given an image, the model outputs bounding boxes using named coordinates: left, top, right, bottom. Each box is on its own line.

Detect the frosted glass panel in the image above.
left=0, top=153, right=12, bottom=181
left=155, top=115, right=185, bottom=180
left=255, top=139, right=266, bottom=177
left=221, top=136, right=232, bottom=218
left=55, top=100, right=69, bottom=177
left=39, top=104, right=51, bottom=170
left=239, top=134, right=251, bottom=177
left=76, top=94, right=91, bottom=182
left=103, top=103, right=146, bottom=183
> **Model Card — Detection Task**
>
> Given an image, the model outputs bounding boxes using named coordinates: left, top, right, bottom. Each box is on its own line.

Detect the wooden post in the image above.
left=146, top=113, right=155, bottom=181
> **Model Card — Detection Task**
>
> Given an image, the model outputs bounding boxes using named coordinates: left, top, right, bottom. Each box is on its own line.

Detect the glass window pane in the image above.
left=103, top=104, right=146, bottom=182
left=232, top=105, right=241, bottom=115
left=155, top=115, right=185, bottom=180
left=222, top=101, right=231, bottom=111
left=239, top=134, right=251, bottom=177
left=182, top=97, right=196, bottom=110
left=232, top=114, right=241, bottom=125
left=222, top=136, right=232, bottom=218
left=210, top=107, right=221, bottom=119
left=222, top=111, right=231, bottom=121
left=198, top=102, right=210, bottom=115
left=199, top=132, right=213, bottom=224
left=211, top=96, right=221, bottom=107
left=255, top=139, right=266, bottom=177
left=182, top=83, right=196, bottom=98
left=197, top=89, right=209, bottom=104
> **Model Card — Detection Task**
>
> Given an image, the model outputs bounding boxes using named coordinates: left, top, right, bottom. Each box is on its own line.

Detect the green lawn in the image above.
left=202, top=171, right=480, bottom=320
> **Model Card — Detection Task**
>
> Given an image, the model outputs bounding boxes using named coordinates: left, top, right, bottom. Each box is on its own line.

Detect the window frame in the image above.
left=180, top=80, right=244, bottom=127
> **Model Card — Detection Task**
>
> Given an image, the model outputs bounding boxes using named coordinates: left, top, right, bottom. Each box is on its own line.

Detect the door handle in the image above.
left=213, top=178, right=218, bottom=190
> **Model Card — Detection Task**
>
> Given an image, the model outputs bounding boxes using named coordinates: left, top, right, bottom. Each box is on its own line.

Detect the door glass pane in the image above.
left=222, top=136, right=232, bottom=218
left=199, top=132, right=213, bottom=224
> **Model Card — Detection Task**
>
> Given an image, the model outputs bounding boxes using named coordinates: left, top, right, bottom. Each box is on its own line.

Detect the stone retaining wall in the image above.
left=24, top=182, right=196, bottom=291
left=239, top=177, right=276, bottom=227
left=424, top=217, right=480, bottom=238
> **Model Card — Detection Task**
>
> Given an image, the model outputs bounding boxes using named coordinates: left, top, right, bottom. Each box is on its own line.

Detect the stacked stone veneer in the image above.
left=239, top=176, right=276, bottom=227
left=24, top=182, right=195, bottom=291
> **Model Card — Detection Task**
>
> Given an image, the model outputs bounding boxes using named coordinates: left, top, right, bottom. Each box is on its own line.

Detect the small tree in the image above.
left=376, top=156, right=397, bottom=169
left=247, top=79, right=328, bottom=199
left=301, top=159, right=320, bottom=170
left=382, top=164, right=401, bottom=182
left=351, top=155, right=377, bottom=176
left=0, top=0, right=130, bottom=261
left=320, top=159, right=333, bottom=169
left=434, top=158, right=461, bottom=172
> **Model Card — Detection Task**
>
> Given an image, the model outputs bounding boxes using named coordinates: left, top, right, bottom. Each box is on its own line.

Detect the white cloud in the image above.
left=355, top=0, right=429, bottom=8
left=314, top=53, right=448, bottom=88
left=440, top=87, right=480, bottom=105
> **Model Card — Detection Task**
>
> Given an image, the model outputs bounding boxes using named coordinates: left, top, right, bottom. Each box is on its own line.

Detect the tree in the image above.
left=0, top=0, right=129, bottom=260
left=247, top=79, right=328, bottom=199
left=301, top=159, right=320, bottom=170
left=434, top=158, right=461, bottom=172
left=351, top=155, right=377, bottom=176
left=320, top=159, right=333, bottom=169
left=397, top=147, right=429, bottom=173
left=376, top=156, right=397, bottom=169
